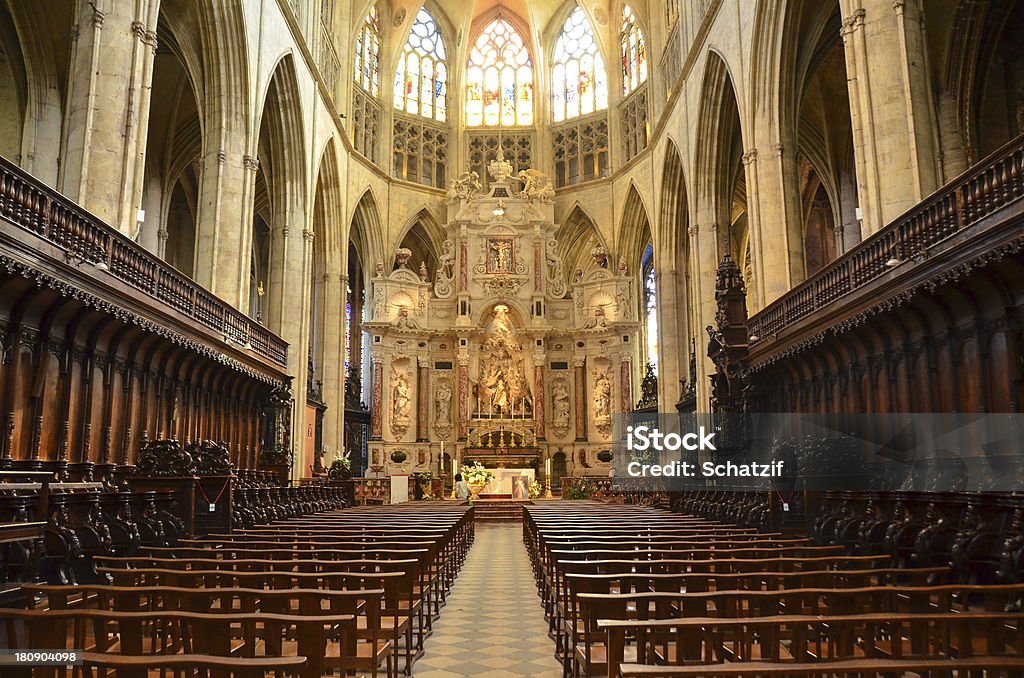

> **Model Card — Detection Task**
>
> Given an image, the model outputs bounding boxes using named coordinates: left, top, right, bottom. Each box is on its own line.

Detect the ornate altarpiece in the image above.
left=363, top=154, right=642, bottom=484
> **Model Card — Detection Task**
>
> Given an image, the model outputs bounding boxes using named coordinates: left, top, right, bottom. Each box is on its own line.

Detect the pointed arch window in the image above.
left=552, top=7, right=608, bottom=123
left=354, top=5, right=381, bottom=96
left=394, top=8, right=448, bottom=121
left=620, top=4, right=647, bottom=96
left=466, top=17, right=534, bottom=127
left=641, top=244, right=658, bottom=373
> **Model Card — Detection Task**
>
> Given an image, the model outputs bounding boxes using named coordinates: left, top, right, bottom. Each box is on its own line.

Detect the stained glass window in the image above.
left=620, top=4, right=647, bottom=96
left=394, top=9, right=448, bottom=122
left=642, top=245, right=658, bottom=373
left=354, top=5, right=381, bottom=96
left=552, top=7, right=607, bottom=123
left=466, top=17, right=534, bottom=127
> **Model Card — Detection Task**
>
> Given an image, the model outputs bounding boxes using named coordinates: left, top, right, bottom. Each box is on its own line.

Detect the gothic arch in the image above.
left=556, top=203, right=609, bottom=279
left=253, top=53, right=307, bottom=333
left=617, top=182, right=653, bottom=272
left=395, top=207, right=445, bottom=276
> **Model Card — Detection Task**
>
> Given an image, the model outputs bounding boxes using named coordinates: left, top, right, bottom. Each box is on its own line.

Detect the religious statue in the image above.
left=517, top=169, right=556, bottom=202
left=552, top=380, right=570, bottom=431
left=477, top=304, right=533, bottom=416
left=375, top=261, right=385, bottom=277
left=487, top=238, right=514, bottom=273
left=594, top=370, right=612, bottom=420
left=446, top=170, right=481, bottom=202
left=434, top=239, right=456, bottom=299
left=419, top=261, right=428, bottom=281
left=435, top=379, right=452, bottom=425
left=545, top=237, right=567, bottom=298
left=391, top=369, right=411, bottom=435
left=592, top=245, right=609, bottom=268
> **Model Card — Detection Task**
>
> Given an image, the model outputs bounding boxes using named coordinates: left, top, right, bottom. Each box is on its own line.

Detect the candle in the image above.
left=546, top=457, right=551, bottom=476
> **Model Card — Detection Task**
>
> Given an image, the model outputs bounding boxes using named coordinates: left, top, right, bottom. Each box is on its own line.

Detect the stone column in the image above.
left=370, top=357, right=384, bottom=439
left=61, top=0, right=159, bottom=234
left=573, top=356, right=586, bottom=440
left=745, top=143, right=806, bottom=307
left=690, top=221, right=716, bottom=411
left=320, top=271, right=347, bottom=454
left=417, top=357, right=430, bottom=441
left=839, top=0, right=941, bottom=234
left=457, top=352, right=470, bottom=439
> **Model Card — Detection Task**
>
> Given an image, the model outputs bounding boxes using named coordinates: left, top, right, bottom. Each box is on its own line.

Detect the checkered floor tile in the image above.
left=415, top=524, right=561, bottom=677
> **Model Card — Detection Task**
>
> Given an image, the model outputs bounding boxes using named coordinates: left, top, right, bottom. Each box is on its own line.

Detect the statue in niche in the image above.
left=552, top=380, right=570, bottom=430
left=594, top=370, right=612, bottom=420
left=435, top=379, right=452, bottom=425
left=391, top=369, right=412, bottom=434
left=487, top=238, right=514, bottom=273
left=477, top=304, right=533, bottom=416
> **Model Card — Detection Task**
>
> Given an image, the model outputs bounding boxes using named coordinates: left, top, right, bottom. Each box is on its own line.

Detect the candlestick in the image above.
left=451, top=456, right=457, bottom=499
left=544, top=457, right=553, bottom=498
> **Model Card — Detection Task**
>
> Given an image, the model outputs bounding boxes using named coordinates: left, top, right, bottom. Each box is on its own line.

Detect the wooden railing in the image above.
left=748, top=134, right=1024, bottom=345
left=0, top=156, right=288, bottom=367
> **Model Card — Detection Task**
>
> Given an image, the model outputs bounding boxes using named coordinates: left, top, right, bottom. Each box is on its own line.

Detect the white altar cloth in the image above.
left=481, top=468, right=535, bottom=496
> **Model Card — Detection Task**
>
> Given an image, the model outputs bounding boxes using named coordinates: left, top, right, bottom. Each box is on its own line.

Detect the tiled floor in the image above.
left=414, top=524, right=562, bottom=677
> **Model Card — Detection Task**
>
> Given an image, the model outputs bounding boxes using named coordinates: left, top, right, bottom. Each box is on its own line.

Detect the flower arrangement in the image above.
left=331, top=450, right=352, bottom=471
left=528, top=480, right=543, bottom=499
left=565, top=477, right=592, bottom=500
left=460, top=462, right=494, bottom=486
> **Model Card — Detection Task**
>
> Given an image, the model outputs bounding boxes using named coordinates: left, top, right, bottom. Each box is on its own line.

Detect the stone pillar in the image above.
left=744, top=143, right=806, bottom=307
left=573, top=356, right=586, bottom=440
left=839, top=0, right=941, bottom=235
left=61, top=0, right=159, bottom=234
left=320, top=271, right=347, bottom=454
left=417, top=358, right=430, bottom=441
left=691, top=221, right=716, bottom=411
left=370, top=357, right=384, bottom=439
left=457, top=352, right=469, bottom=439
left=534, top=363, right=546, bottom=440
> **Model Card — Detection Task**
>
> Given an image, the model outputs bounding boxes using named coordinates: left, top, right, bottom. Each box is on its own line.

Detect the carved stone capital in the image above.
left=243, top=155, right=260, bottom=172
left=742, top=148, right=758, bottom=165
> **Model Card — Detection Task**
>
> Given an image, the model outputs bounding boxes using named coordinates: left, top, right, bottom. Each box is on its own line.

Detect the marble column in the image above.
left=370, top=358, right=384, bottom=439
left=573, top=357, right=586, bottom=440
left=417, top=358, right=430, bottom=441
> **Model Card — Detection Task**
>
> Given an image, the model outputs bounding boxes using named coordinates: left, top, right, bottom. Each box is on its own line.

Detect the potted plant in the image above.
left=329, top=450, right=352, bottom=480
left=460, top=462, right=494, bottom=499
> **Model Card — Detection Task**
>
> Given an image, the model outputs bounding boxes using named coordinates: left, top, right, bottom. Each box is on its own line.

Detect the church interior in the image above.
left=1, top=0, right=1024, bottom=675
